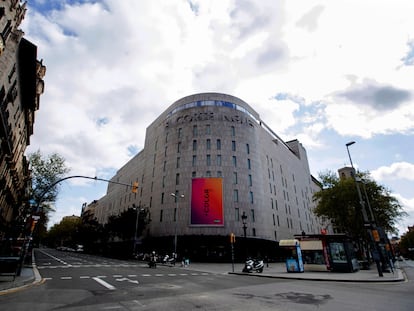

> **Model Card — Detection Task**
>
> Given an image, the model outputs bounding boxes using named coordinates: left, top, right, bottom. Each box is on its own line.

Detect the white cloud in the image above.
left=371, top=162, right=414, bottom=181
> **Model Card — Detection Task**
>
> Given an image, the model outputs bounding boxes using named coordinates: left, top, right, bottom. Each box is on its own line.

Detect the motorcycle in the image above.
left=162, top=254, right=176, bottom=266
left=242, top=258, right=264, bottom=273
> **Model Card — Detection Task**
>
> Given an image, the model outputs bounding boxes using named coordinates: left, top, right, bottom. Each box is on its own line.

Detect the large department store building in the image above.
left=93, top=93, right=330, bottom=260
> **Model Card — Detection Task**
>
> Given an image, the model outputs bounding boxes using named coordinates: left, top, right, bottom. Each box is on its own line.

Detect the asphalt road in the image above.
left=0, top=248, right=413, bottom=310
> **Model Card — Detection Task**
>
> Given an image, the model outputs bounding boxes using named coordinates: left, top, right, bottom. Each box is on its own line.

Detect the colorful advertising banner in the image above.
left=191, top=178, right=224, bottom=226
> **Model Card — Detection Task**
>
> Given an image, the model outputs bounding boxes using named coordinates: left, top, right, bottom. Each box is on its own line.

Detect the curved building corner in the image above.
left=93, top=93, right=330, bottom=261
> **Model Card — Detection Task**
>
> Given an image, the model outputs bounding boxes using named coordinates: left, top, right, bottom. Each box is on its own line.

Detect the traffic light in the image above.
left=131, top=181, right=139, bottom=193
left=372, top=229, right=380, bottom=242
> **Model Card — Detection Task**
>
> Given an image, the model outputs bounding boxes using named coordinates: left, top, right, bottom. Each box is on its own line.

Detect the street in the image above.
left=0, top=248, right=413, bottom=310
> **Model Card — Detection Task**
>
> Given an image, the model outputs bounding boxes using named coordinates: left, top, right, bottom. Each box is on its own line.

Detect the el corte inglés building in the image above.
left=93, top=93, right=330, bottom=260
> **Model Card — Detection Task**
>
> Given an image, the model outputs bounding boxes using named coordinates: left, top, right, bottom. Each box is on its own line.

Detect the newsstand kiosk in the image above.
left=279, top=239, right=304, bottom=273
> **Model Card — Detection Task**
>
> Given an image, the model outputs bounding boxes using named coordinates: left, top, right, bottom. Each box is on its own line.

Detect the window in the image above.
left=206, top=124, right=211, bottom=135
left=277, top=215, right=280, bottom=226
left=193, top=125, right=198, bottom=136
left=233, top=190, right=239, bottom=202
left=232, top=156, right=237, bottom=167
left=174, top=208, right=177, bottom=221
left=273, top=214, right=276, bottom=226
left=233, top=172, right=238, bottom=184
left=160, top=210, right=163, bottom=222
left=164, top=146, right=168, bottom=156
left=177, top=142, right=181, bottom=153
left=162, top=176, right=166, bottom=188
left=231, top=126, right=235, bottom=136
left=178, top=128, right=182, bottom=138
left=161, top=192, right=165, bottom=204
left=163, top=161, right=166, bottom=172
left=192, top=171, right=196, bottom=178
left=250, top=209, right=255, bottom=222
left=206, top=139, right=211, bottom=150
left=248, top=174, right=252, bottom=186
left=206, top=154, right=211, bottom=166
left=176, top=173, right=180, bottom=185
left=271, top=198, right=274, bottom=209
left=206, top=171, right=211, bottom=177
left=247, top=159, right=251, bottom=169
left=235, top=208, right=240, bottom=221
left=216, top=155, right=222, bottom=166
left=165, top=132, right=169, bottom=143
left=249, top=192, right=254, bottom=204
left=217, top=139, right=221, bottom=150
left=232, top=140, right=236, bottom=151
left=246, top=143, right=250, bottom=154
left=252, top=228, right=256, bottom=237
left=176, top=157, right=180, bottom=168
left=193, top=140, right=197, bottom=151
left=192, top=155, right=197, bottom=166
left=217, top=171, right=222, bottom=177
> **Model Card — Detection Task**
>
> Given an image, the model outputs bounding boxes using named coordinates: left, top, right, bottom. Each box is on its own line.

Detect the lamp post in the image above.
left=241, top=211, right=248, bottom=258
left=132, top=204, right=144, bottom=256
left=170, top=193, right=184, bottom=256
left=346, top=141, right=383, bottom=276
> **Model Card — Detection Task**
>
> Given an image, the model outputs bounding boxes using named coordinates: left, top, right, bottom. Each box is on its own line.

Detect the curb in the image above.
left=229, top=269, right=406, bottom=283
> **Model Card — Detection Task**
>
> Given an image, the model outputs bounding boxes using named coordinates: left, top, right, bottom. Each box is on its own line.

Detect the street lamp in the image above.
left=132, top=204, right=144, bottom=256
left=345, top=141, right=383, bottom=276
left=241, top=211, right=248, bottom=258
left=170, top=192, right=184, bottom=256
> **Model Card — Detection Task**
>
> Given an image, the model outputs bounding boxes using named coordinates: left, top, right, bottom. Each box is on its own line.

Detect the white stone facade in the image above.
left=94, top=93, right=328, bottom=243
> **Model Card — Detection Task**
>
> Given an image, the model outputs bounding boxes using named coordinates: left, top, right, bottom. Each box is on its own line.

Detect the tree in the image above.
left=47, top=217, right=82, bottom=248
left=28, top=150, right=70, bottom=235
left=399, top=230, right=414, bottom=259
left=313, top=170, right=406, bottom=237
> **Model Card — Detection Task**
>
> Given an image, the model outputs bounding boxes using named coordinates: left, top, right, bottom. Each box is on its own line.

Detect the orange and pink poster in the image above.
left=191, top=178, right=224, bottom=226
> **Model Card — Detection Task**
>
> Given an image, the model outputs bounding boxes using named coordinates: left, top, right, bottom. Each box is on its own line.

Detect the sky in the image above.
left=20, top=0, right=414, bottom=236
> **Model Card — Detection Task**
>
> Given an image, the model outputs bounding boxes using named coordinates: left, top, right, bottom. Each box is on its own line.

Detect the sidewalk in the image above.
left=181, top=262, right=406, bottom=283
left=0, top=263, right=41, bottom=294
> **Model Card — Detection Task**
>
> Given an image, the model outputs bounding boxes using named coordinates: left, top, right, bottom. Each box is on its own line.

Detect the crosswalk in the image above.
left=43, top=271, right=211, bottom=280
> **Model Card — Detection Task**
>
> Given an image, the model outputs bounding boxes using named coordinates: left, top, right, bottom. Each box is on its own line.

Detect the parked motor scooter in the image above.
left=242, top=258, right=264, bottom=273
left=162, top=254, right=176, bottom=266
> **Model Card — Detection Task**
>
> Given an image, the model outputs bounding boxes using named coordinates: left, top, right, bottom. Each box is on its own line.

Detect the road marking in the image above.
left=168, top=274, right=177, bottom=276
left=142, top=274, right=151, bottom=277
left=113, top=275, right=123, bottom=278
left=128, top=274, right=137, bottom=277
left=115, top=277, right=139, bottom=284
left=61, top=277, right=72, bottom=280
left=93, top=277, right=116, bottom=290
left=80, top=276, right=90, bottom=279
left=38, top=249, right=69, bottom=265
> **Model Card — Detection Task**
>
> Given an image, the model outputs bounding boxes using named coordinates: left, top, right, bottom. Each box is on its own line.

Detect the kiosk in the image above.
left=279, top=239, right=304, bottom=273
left=295, top=234, right=359, bottom=273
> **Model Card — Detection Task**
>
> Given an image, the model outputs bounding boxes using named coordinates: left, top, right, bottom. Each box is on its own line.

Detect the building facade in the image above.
left=0, top=1, right=46, bottom=238
left=93, top=93, right=329, bottom=260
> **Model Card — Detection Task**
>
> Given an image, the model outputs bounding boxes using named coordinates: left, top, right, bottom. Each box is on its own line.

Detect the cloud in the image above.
left=336, top=80, right=412, bottom=111
left=296, top=5, right=325, bottom=32
left=371, top=162, right=414, bottom=181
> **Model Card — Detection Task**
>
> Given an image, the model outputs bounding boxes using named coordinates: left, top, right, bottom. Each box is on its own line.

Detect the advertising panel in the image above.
left=191, top=178, right=224, bottom=226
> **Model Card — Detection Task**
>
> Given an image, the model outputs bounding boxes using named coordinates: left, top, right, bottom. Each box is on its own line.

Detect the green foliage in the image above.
left=29, top=149, right=70, bottom=209
left=47, top=217, right=82, bottom=248
left=313, top=170, right=406, bottom=237
left=104, top=206, right=150, bottom=241
left=399, top=230, right=414, bottom=258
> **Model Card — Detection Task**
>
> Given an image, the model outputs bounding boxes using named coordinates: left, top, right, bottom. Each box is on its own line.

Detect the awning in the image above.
left=279, top=239, right=299, bottom=247
left=300, top=240, right=323, bottom=250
